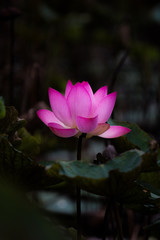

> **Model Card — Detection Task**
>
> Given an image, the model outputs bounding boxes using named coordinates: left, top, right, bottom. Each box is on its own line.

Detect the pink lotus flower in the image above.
left=37, top=80, right=131, bottom=138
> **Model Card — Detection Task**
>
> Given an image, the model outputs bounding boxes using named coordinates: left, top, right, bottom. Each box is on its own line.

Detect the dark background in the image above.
left=0, top=2, right=160, bottom=239
left=0, top=0, right=160, bottom=142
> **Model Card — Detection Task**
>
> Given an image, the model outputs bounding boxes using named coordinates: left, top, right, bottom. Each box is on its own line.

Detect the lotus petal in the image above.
left=49, top=88, right=72, bottom=127
left=76, top=115, right=98, bottom=133
left=48, top=122, right=78, bottom=138
left=94, top=86, right=107, bottom=104
left=37, top=109, right=62, bottom=125
left=65, top=80, right=73, bottom=98
left=87, top=123, right=110, bottom=138
left=81, top=81, right=94, bottom=100
left=67, top=83, right=92, bottom=124
left=99, top=125, right=131, bottom=138
left=96, top=92, right=117, bottom=123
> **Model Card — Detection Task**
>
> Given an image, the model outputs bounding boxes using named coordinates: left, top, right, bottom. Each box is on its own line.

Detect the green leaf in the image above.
left=0, top=96, right=6, bottom=119
left=140, top=151, right=159, bottom=172
left=108, top=119, right=155, bottom=153
left=61, top=149, right=143, bottom=178
left=17, top=127, right=41, bottom=157
left=48, top=149, right=144, bottom=199
left=0, top=105, right=60, bottom=190
left=0, top=136, right=61, bottom=190
left=0, top=106, right=26, bottom=135
left=48, top=149, right=156, bottom=210
left=138, top=171, right=160, bottom=195
left=135, top=172, right=160, bottom=209
left=137, top=180, right=160, bottom=197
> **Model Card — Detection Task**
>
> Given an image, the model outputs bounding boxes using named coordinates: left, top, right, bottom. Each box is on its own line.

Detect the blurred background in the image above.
left=1, top=1, right=160, bottom=239
left=0, top=0, right=160, bottom=143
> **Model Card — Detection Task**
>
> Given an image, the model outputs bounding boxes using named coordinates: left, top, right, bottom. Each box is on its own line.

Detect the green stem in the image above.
left=113, top=201, right=123, bottom=240
left=77, top=134, right=84, bottom=161
left=76, top=133, right=85, bottom=240
left=102, top=200, right=111, bottom=240
left=76, top=186, right=81, bottom=240
left=103, top=200, right=117, bottom=240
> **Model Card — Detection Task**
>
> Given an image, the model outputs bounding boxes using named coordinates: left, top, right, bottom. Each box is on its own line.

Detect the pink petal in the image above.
left=99, top=125, right=131, bottom=138
left=65, top=80, right=73, bottom=98
left=93, top=86, right=108, bottom=113
left=76, top=115, right=98, bottom=133
left=96, top=92, right=117, bottom=123
left=48, top=122, right=78, bottom=138
left=49, top=88, right=72, bottom=127
left=37, top=109, right=62, bottom=125
left=87, top=123, right=110, bottom=137
left=81, top=81, right=94, bottom=99
left=94, top=86, right=108, bottom=105
left=67, top=83, right=92, bottom=124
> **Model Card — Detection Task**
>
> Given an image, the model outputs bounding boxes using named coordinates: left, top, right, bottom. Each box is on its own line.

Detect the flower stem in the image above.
left=76, top=133, right=85, bottom=240
left=113, top=201, right=123, bottom=240
left=77, top=134, right=84, bottom=161
left=102, top=200, right=111, bottom=240
left=76, top=186, right=81, bottom=240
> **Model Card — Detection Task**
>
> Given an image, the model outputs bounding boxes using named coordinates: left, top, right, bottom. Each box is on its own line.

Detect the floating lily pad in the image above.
left=48, top=149, right=144, bottom=201
left=108, top=119, right=154, bottom=153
